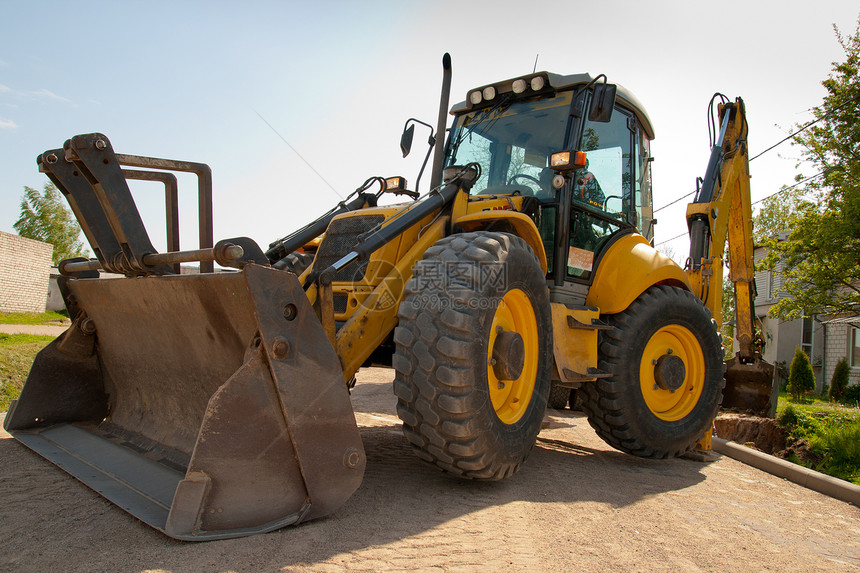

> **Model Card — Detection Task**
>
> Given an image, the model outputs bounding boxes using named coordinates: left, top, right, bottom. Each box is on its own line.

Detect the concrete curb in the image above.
left=713, top=437, right=860, bottom=506
left=0, top=324, right=67, bottom=337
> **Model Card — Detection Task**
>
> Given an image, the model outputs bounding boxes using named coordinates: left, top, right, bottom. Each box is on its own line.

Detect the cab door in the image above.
left=563, top=104, right=637, bottom=281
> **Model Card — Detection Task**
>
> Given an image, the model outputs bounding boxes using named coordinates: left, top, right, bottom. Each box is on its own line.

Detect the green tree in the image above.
left=753, top=186, right=804, bottom=244
left=762, top=20, right=860, bottom=320
left=829, top=357, right=850, bottom=401
left=13, top=182, right=88, bottom=265
left=787, top=347, right=816, bottom=401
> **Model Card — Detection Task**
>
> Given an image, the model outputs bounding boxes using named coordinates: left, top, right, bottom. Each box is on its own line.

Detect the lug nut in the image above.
left=272, top=336, right=290, bottom=360
left=283, top=303, right=298, bottom=321
left=80, top=317, right=96, bottom=335
left=344, top=447, right=362, bottom=469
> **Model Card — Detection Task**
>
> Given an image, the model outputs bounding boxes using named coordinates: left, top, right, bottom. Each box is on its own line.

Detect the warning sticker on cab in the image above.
left=567, top=247, right=594, bottom=272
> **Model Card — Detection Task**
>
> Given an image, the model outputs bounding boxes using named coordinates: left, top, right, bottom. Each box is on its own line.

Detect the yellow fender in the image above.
left=454, top=211, right=548, bottom=274
left=586, top=234, right=691, bottom=315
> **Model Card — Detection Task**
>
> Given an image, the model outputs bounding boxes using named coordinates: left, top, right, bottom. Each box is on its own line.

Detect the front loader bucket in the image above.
left=722, top=354, right=778, bottom=418
left=3, top=264, right=365, bottom=540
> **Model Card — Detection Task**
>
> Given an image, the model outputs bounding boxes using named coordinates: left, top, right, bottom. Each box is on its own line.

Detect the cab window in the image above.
left=576, top=106, right=634, bottom=221
left=634, top=126, right=654, bottom=242
left=566, top=104, right=634, bottom=280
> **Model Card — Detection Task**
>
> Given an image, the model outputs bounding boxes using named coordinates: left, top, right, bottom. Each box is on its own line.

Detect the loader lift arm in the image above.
left=685, top=96, right=776, bottom=416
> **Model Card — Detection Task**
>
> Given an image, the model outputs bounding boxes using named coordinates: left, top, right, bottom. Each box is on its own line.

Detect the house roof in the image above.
left=821, top=315, right=860, bottom=327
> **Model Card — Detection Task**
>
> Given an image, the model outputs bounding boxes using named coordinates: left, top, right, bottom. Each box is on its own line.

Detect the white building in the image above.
left=753, top=237, right=859, bottom=392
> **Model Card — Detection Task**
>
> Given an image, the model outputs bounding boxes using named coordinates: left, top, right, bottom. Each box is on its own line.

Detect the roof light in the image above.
left=530, top=76, right=545, bottom=91
left=469, top=90, right=482, bottom=105
left=550, top=150, right=587, bottom=172
left=512, top=79, right=527, bottom=94
left=551, top=151, right=570, bottom=168
left=385, top=176, right=406, bottom=192
left=482, top=86, right=496, bottom=100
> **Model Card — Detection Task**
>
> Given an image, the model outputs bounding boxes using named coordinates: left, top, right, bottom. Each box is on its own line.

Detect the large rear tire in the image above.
left=393, top=232, right=552, bottom=479
left=580, top=285, right=724, bottom=458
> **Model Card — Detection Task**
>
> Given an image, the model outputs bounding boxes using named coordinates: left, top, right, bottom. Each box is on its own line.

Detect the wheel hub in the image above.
left=491, top=328, right=525, bottom=381
left=654, top=354, right=686, bottom=392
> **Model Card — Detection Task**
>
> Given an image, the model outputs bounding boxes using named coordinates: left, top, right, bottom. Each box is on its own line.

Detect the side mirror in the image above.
left=400, top=124, right=415, bottom=158
left=589, top=83, right=617, bottom=123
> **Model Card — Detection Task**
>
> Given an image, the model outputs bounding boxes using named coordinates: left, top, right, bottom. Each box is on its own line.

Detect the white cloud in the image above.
left=0, top=84, right=72, bottom=105
left=0, top=118, right=18, bottom=129
left=30, top=88, right=71, bottom=103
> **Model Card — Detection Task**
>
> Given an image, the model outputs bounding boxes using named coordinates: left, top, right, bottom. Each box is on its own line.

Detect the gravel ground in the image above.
left=1, top=367, right=858, bottom=572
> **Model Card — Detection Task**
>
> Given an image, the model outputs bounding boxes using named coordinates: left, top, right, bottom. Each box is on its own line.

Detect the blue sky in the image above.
left=1, top=1, right=858, bottom=262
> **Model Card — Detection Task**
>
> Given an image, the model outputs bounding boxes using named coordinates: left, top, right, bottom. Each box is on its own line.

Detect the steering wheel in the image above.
left=507, top=173, right=543, bottom=195
left=509, top=173, right=541, bottom=186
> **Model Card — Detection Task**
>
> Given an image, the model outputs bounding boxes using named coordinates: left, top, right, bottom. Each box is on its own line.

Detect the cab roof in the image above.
left=450, top=72, right=655, bottom=139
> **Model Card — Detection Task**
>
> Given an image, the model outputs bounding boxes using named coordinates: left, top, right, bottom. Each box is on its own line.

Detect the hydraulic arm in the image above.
left=686, top=97, right=776, bottom=417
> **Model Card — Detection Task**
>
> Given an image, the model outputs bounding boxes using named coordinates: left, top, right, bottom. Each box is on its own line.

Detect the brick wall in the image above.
left=823, top=322, right=860, bottom=387
left=0, top=231, right=53, bottom=313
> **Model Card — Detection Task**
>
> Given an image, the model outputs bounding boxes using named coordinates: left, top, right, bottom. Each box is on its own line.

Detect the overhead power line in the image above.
left=253, top=109, right=344, bottom=200
left=655, top=171, right=827, bottom=248
left=652, top=94, right=860, bottom=214
left=653, top=190, right=696, bottom=214
left=748, top=92, right=860, bottom=162
left=655, top=231, right=687, bottom=248
left=751, top=171, right=826, bottom=206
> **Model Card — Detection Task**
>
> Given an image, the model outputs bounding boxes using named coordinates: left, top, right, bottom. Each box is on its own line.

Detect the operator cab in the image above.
left=446, top=73, right=655, bottom=293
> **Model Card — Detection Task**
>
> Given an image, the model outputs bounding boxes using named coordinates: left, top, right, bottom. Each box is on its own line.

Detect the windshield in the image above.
left=446, top=92, right=573, bottom=199
left=446, top=88, right=651, bottom=280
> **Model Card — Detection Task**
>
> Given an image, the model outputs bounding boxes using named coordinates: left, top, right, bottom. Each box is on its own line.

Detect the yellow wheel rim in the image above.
left=487, top=289, right=539, bottom=424
left=639, top=325, right=705, bottom=422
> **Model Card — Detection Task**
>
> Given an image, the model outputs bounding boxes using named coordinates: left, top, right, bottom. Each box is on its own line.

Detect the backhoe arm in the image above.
left=686, top=98, right=757, bottom=356
left=685, top=97, right=776, bottom=416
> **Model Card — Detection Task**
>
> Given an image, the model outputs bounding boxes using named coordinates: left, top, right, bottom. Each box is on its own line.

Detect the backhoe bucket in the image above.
left=722, top=354, right=777, bottom=418
left=3, top=264, right=365, bottom=540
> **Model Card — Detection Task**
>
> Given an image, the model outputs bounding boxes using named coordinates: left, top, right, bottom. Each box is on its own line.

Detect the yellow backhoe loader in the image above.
left=4, top=54, right=774, bottom=540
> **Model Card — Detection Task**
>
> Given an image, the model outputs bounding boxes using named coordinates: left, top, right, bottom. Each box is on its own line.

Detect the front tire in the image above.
left=580, top=285, right=724, bottom=458
left=393, top=232, right=552, bottom=479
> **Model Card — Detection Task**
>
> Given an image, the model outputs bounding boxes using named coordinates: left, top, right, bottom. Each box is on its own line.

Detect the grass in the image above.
left=0, top=310, right=69, bottom=325
left=776, top=392, right=860, bottom=485
left=0, top=333, right=56, bottom=412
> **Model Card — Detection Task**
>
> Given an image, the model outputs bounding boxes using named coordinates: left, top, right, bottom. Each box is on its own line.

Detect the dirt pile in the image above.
left=714, top=412, right=824, bottom=467
left=714, top=412, right=786, bottom=453
left=777, top=437, right=824, bottom=467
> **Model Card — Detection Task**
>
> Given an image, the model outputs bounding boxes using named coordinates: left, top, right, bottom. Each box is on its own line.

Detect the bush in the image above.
left=829, top=358, right=850, bottom=401
left=810, top=423, right=860, bottom=484
left=787, top=347, right=815, bottom=401
left=775, top=396, right=860, bottom=485
left=777, top=403, right=800, bottom=429
left=844, top=384, right=860, bottom=406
